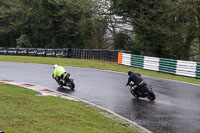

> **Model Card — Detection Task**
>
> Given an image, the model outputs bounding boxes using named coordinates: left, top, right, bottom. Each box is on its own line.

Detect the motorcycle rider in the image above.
left=126, top=69, right=147, bottom=98
left=52, top=64, right=67, bottom=87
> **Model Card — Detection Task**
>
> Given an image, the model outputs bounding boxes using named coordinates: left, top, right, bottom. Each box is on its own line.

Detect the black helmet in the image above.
left=128, top=69, right=133, bottom=76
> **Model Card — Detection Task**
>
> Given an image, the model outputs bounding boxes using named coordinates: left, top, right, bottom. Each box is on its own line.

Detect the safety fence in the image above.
left=118, top=52, right=200, bottom=79
left=0, top=47, right=124, bottom=62
left=70, top=48, right=123, bottom=62
left=1, top=47, right=199, bottom=78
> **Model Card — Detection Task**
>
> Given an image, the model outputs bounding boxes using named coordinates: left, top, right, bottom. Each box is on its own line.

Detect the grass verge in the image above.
left=0, top=83, right=138, bottom=133
left=0, top=55, right=199, bottom=85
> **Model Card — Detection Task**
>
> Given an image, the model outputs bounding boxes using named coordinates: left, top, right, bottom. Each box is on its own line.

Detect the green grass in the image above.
left=0, top=55, right=199, bottom=85
left=0, top=84, right=138, bottom=133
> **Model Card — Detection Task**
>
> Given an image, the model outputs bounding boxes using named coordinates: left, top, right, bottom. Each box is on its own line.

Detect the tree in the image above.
left=16, top=34, right=31, bottom=48
left=0, top=0, right=25, bottom=47
left=92, top=0, right=133, bottom=49
left=113, top=31, right=133, bottom=50
left=0, top=0, right=110, bottom=49
left=110, top=0, right=200, bottom=61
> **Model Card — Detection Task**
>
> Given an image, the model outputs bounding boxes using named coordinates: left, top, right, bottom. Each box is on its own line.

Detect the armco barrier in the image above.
left=143, top=56, right=159, bottom=71
left=159, top=58, right=177, bottom=74
left=197, top=62, right=200, bottom=78
left=118, top=52, right=200, bottom=79
left=121, top=53, right=131, bottom=66
left=175, top=60, right=197, bottom=77
left=131, top=54, right=144, bottom=69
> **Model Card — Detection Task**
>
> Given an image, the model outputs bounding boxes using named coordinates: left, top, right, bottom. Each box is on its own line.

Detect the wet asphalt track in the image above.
left=0, top=61, right=200, bottom=133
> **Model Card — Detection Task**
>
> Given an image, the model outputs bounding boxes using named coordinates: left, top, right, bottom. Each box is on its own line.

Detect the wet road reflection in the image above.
left=0, top=61, right=200, bottom=133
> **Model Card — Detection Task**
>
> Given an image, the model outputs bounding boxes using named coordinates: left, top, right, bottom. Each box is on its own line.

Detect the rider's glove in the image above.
left=132, top=85, right=138, bottom=89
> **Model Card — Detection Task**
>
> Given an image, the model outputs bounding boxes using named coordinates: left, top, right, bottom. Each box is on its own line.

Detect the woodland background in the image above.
left=0, top=0, right=200, bottom=61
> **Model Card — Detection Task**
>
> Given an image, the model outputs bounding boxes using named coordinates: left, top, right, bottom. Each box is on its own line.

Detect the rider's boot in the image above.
left=56, top=80, right=63, bottom=88
left=131, top=89, right=139, bottom=100
left=133, top=93, right=139, bottom=100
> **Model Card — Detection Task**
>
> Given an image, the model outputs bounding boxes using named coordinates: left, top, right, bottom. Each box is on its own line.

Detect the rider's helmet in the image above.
left=128, top=69, right=133, bottom=76
left=53, top=64, right=58, bottom=69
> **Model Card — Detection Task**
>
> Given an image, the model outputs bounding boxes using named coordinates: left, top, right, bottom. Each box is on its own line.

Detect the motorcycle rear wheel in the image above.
left=68, top=79, right=75, bottom=90
left=147, top=89, right=155, bottom=101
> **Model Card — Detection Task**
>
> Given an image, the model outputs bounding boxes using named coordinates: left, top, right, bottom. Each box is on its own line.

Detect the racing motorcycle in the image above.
left=53, top=73, right=75, bottom=90
left=129, top=82, right=155, bottom=101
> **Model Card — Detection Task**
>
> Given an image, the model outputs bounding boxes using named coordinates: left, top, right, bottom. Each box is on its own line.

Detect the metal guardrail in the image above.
left=118, top=52, right=200, bottom=79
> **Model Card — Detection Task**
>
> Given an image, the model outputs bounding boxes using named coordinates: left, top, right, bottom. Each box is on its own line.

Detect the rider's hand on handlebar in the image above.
left=126, top=83, right=130, bottom=86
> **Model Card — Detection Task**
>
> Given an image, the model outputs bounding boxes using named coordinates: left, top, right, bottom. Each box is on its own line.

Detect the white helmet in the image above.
left=53, top=64, right=58, bottom=69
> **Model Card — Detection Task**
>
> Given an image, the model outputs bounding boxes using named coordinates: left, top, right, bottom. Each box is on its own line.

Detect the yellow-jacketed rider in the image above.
left=52, top=64, right=67, bottom=87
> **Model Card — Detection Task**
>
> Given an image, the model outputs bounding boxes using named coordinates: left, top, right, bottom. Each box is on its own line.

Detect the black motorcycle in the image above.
left=129, top=82, right=155, bottom=101
left=53, top=73, right=75, bottom=90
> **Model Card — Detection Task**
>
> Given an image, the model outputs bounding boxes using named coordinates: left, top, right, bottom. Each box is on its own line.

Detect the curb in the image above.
left=0, top=79, right=153, bottom=133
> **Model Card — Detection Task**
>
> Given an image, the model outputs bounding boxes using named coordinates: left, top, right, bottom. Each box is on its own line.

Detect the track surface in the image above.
left=0, top=61, right=200, bottom=133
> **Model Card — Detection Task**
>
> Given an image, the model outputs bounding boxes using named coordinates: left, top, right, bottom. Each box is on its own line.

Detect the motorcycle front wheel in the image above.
left=130, top=90, right=139, bottom=100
